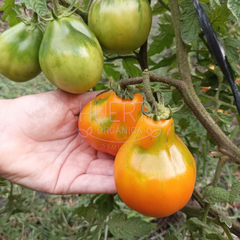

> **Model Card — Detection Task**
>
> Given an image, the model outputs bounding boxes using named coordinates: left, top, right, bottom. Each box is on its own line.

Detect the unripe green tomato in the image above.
left=39, top=16, right=103, bottom=94
left=88, top=0, right=152, bottom=54
left=0, top=22, right=43, bottom=82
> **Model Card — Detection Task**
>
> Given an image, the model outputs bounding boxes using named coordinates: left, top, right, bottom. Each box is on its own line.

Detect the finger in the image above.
left=86, top=159, right=114, bottom=176
left=69, top=174, right=117, bottom=194
left=57, top=90, right=102, bottom=115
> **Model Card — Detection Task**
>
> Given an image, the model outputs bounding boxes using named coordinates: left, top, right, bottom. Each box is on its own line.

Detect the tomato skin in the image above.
left=88, top=0, right=152, bottom=54
left=114, top=115, right=196, bottom=218
left=0, top=22, right=43, bottom=82
left=78, top=91, right=143, bottom=156
left=39, top=16, right=103, bottom=94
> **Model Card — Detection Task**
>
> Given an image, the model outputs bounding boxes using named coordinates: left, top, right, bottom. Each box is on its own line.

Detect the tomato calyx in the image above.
left=141, top=100, right=172, bottom=121
left=13, top=10, right=44, bottom=32
left=50, top=0, right=81, bottom=20
left=98, top=78, right=142, bottom=100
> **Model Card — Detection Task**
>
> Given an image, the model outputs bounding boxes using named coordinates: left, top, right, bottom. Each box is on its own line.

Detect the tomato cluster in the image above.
left=0, top=0, right=152, bottom=93
left=79, top=93, right=196, bottom=218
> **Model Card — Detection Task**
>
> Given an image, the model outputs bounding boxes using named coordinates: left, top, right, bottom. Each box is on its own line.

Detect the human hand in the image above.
left=0, top=90, right=117, bottom=194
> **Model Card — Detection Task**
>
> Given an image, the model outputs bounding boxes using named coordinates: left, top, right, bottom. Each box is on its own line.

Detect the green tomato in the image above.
left=39, top=16, right=104, bottom=94
left=88, top=0, right=152, bottom=54
left=0, top=22, right=43, bottom=82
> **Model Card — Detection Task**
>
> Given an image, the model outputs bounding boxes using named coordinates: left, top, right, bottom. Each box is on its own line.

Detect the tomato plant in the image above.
left=39, top=16, right=103, bottom=94
left=78, top=91, right=143, bottom=156
left=114, top=115, right=196, bottom=217
left=0, top=22, right=43, bottom=82
left=1, top=0, right=240, bottom=239
left=88, top=0, right=152, bottom=54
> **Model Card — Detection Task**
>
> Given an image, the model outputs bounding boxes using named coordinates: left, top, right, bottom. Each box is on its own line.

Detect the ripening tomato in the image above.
left=201, top=86, right=211, bottom=92
left=114, top=115, right=196, bottom=218
left=39, top=16, right=103, bottom=94
left=0, top=22, right=43, bottom=82
left=78, top=91, right=143, bottom=156
left=88, top=0, right=152, bottom=54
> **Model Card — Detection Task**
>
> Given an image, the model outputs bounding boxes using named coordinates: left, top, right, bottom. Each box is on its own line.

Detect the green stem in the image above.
left=201, top=203, right=210, bottom=237
left=52, top=0, right=62, bottom=15
left=10, top=182, right=13, bottom=197
left=174, top=225, right=187, bottom=236
left=87, top=0, right=94, bottom=12
left=212, top=156, right=230, bottom=187
left=30, top=12, right=38, bottom=23
left=142, top=70, right=158, bottom=109
left=199, top=93, right=236, bottom=109
left=221, top=223, right=234, bottom=240
left=158, top=0, right=170, bottom=11
left=58, top=0, right=88, bottom=23
left=83, top=217, right=96, bottom=239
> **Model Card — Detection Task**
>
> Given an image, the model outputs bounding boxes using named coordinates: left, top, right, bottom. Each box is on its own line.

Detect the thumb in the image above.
left=57, top=90, right=102, bottom=115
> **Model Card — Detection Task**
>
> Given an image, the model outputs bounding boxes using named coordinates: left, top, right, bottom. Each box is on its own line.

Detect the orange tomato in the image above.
left=201, top=86, right=211, bottom=92
left=78, top=91, right=143, bottom=156
left=213, top=109, right=228, bottom=121
left=114, top=115, right=196, bottom=217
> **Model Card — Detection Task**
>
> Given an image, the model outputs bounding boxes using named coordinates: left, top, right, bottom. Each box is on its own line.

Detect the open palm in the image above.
left=0, top=90, right=117, bottom=194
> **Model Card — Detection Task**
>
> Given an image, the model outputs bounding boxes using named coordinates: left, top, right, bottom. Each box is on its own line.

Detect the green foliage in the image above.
left=0, top=0, right=19, bottom=26
left=108, top=213, right=155, bottom=239
left=122, top=59, right=142, bottom=78
left=227, top=0, right=240, bottom=25
left=73, top=194, right=155, bottom=239
left=179, top=0, right=209, bottom=43
left=186, top=218, right=223, bottom=235
left=229, top=179, right=240, bottom=204
left=148, top=24, right=174, bottom=57
left=151, top=1, right=167, bottom=15
left=20, top=0, right=48, bottom=16
left=103, top=63, right=121, bottom=80
left=202, top=185, right=230, bottom=204
left=210, top=4, right=229, bottom=34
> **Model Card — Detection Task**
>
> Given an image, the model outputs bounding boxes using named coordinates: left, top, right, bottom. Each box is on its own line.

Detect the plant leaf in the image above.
left=122, top=59, right=142, bottom=78
left=108, top=213, right=155, bottom=239
left=20, top=0, right=47, bottom=16
left=0, top=0, right=19, bottom=26
left=150, top=54, right=177, bottom=71
left=219, top=215, right=232, bottom=228
left=179, top=0, right=209, bottom=43
left=103, top=63, right=120, bottom=80
left=210, top=4, right=229, bottom=34
left=186, top=217, right=222, bottom=235
left=229, top=179, right=240, bottom=204
left=202, top=185, right=230, bottom=204
left=73, top=206, right=96, bottom=221
left=227, top=0, right=240, bottom=26
left=148, top=24, right=174, bottom=56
